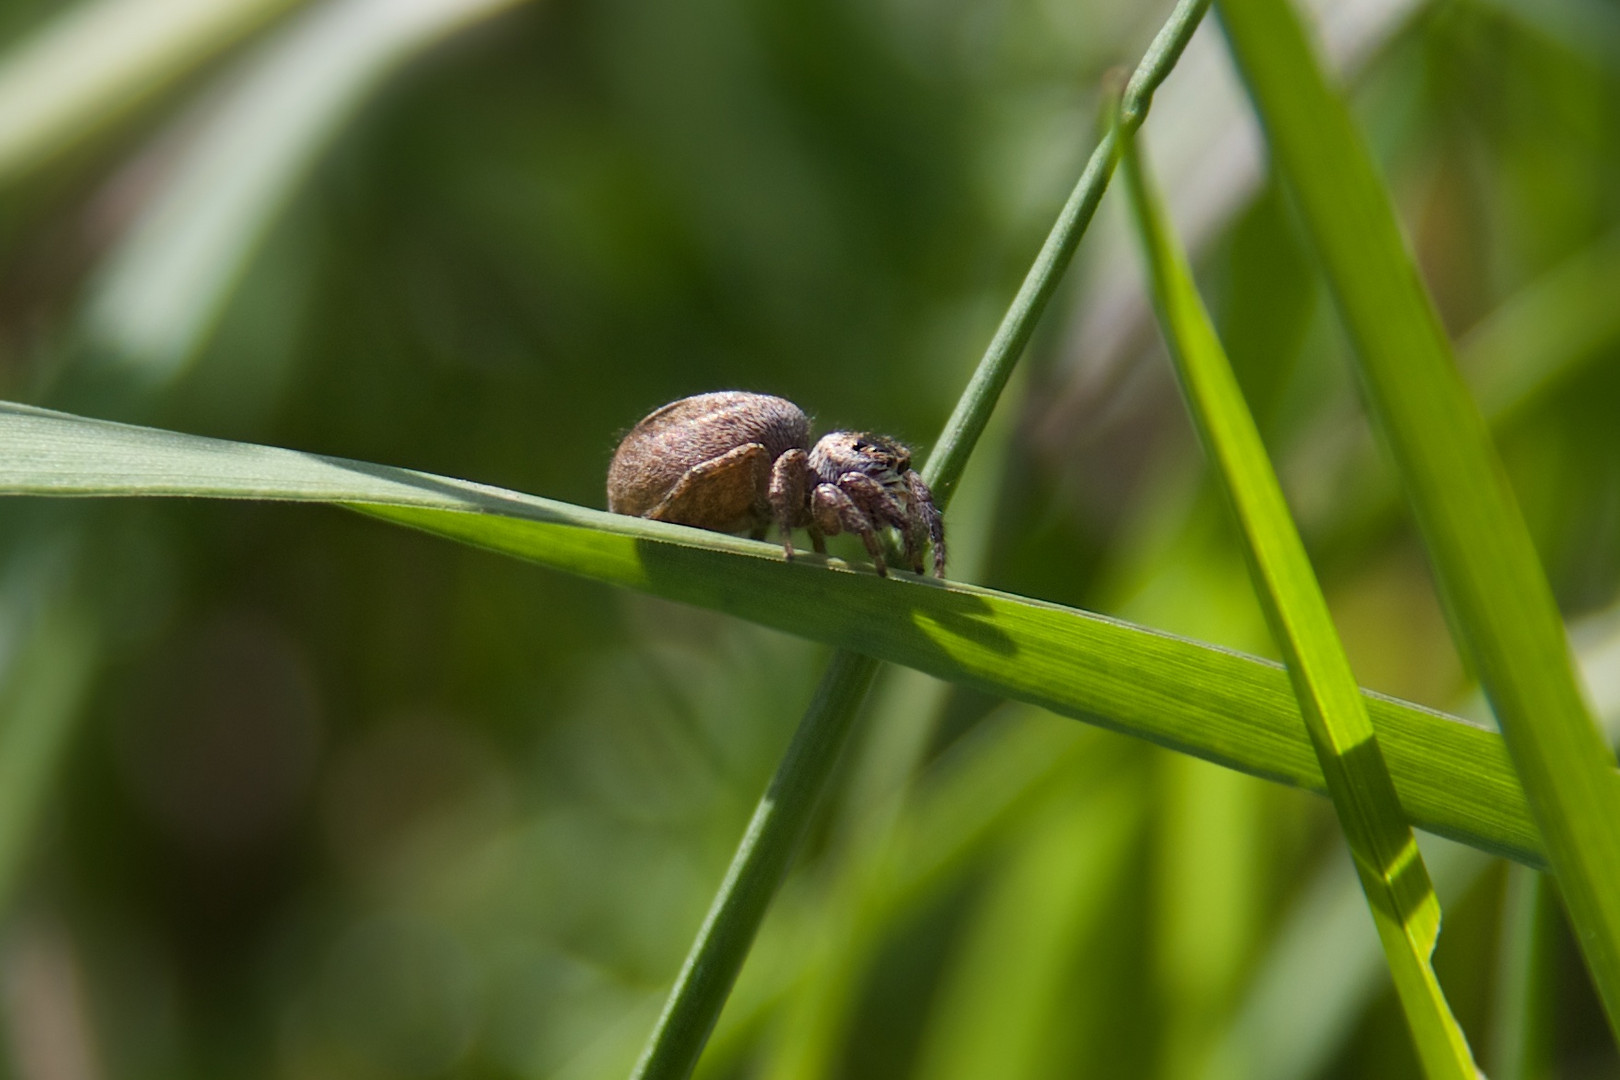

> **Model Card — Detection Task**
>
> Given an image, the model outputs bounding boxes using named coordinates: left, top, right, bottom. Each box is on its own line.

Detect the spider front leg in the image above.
left=811, top=483, right=888, bottom=576
left=837, top=471, right=924, bottom=572
left=839, top=473, right=923, bottom=573
left=906, top=472, right=946, bottom=578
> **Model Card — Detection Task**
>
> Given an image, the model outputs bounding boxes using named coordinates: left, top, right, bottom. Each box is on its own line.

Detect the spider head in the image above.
left=805, top=429, right=945, bottom=578
left=808, top=431, right=913, bottom=490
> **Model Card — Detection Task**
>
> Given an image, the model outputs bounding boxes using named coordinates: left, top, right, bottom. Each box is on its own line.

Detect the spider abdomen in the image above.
left=606, top=391, right=808, bottom=529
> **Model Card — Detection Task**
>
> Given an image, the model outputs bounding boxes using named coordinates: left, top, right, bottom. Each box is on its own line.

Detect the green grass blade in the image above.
left=634, top=3, right=1211, bottom=1075
left=0, top=399, right=1584, bottom=869
left=1205, top=836, right=1489, bottom=1080
left=1122, top=136, right=1477, bottom=1077
left=751, top=376, right=1020, bottom=1080
left=629, top=650, right=882, bottom=1080
left=923, top=0, right=1211, bottom=505
left=1216, top=0, right=1620, bottom=1037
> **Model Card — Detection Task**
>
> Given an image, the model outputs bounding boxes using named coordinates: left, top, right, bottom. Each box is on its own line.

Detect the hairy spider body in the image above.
left=606, top=392, right=808, bottom=532
left=607, top=391, right=945, bottom=577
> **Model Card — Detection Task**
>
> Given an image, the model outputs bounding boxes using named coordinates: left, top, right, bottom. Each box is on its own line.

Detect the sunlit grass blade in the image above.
left=0, top=398, right=1588, bottom=868
left=0, top=0, right=304, bottom=184
left=1122, top=134, right=1477, bottom=1076
left=1205, top=836, right=1488, bottom=1080
left=1216, top=0, right=1620, bottom=1037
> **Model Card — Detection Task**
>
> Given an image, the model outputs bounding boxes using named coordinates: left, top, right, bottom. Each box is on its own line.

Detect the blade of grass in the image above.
left=1204, top=835, right=1488, bottom=1080
left=0, top=398, right=1579, bottom=868
left=1216, top=0, right=1620, bottom=1037
left=701, top=710, right=1114, bottom=1079
left=1122, top=134, right=1477, bottom=1076
left=631, top=2, right=1212, bottom=1076
left=750, top=373, right=1020, bottom=1080
left=629, top=648, right=883, bottom=1080
left=728, top=598, right=1620, bottom=1080
left=926, top=0, right=1210, bottom=507
left=1212, top=600, right=1620, bottom=1080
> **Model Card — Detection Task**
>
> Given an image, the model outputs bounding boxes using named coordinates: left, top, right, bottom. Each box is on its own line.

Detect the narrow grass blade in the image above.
left=701, top=711, right=1115, bottom=1077
left=1205, top=836, right=1488, bottom=1080
left=751, top=375, right=1020, bottom=1080
left=628, top=650, right=881, bottom=1080
left=633, top=2, right=1212, bottom=1076
left=1123, top=136, right=1477, bottom=1076
left=0, top=399, right=1587, bottom=868
left=0, top=0, right=304, bottom=184
left=1216, top=0, right=1620, bottom=1037
left=924, top=0, right=1211, bottom=504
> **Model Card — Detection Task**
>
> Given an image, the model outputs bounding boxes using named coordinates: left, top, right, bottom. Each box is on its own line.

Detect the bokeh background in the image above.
left=0, top=0, right=1618, bottom=1076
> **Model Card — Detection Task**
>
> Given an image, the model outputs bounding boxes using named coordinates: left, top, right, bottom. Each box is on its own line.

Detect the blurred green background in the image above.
left=0, top=0, right=1618, bottom=1077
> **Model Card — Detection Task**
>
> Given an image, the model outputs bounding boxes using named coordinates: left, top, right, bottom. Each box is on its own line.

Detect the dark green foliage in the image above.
left=0, top=0, right=1618, bottom=1077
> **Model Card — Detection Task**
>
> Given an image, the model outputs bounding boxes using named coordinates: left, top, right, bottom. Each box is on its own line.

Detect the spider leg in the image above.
left=812, top=483, right=888, bottom=576
left=836, top=471, right=922, bottom=572
left=906, top=471, right=946, bottom=577
left=900, top=522, right=922, bottom=575
left=769, top=449, right=812, bottom=560
left=837, top=473, right=909, bottom=527
left=648, top=443, right=771, bottom=533
left=847, top=475, right=923, bottom=573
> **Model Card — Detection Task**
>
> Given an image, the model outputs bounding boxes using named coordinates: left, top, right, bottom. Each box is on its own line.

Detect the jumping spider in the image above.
left=606, top=391, right=945, bottom=578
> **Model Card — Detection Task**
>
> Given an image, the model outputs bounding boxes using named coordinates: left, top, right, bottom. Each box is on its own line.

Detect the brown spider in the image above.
left=606, top=391, right=945, bottom=578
